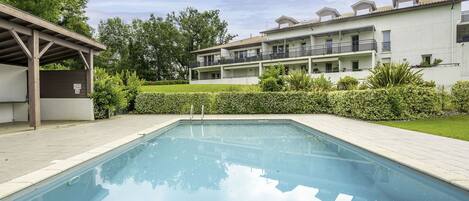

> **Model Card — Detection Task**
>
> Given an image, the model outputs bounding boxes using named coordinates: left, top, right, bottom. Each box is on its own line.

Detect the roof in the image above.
left=351, top=0, right=377, bottom=11
left=191, top=36, right=266, bottom=54
left=0, top=3, right=106, bottom=66
left=262, top=0, right=458, bottom=34
left=275, top=15, right=299, bottom=25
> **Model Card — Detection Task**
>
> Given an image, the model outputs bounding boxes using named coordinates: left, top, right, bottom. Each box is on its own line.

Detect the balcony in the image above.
left=191, top=39, right=377, bottom=68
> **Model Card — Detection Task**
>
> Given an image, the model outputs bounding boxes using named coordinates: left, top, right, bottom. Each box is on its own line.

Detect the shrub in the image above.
left=329, top=86, right=441, bottom=120
left=367, top=62, right=424, bottom=88
left=452, top=81, right=469, bottom=113
left=135, top=93, right=214, bottom=114
left=92, top=68, right=128, bottom=119
left=214, top=92, right=329, bottom=114
left=312, top=74, right=333, bottom=92
left=259, top=64, right=285, bottom=92
left=337, top=76, right=359, bottom=90
left=119, top=70, right=144, bottom=111
left=144, top=80, right=189, bottom=85
left=286, top=71, right=313, bottom=91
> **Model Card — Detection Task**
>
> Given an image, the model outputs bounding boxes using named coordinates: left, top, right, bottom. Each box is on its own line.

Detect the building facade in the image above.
left=190, top=0, right=469, bottom=86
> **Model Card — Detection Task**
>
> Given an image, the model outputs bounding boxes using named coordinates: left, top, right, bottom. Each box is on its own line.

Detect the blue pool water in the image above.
left=14, top=120, right=469, bottom=201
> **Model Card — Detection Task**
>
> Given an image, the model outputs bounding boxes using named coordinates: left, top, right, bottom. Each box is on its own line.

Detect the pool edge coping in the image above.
left=0, top=116, right=468, bottom=199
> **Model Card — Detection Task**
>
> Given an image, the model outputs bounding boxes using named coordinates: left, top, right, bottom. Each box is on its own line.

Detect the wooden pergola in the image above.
left=0, top=3, right=106, bottom=128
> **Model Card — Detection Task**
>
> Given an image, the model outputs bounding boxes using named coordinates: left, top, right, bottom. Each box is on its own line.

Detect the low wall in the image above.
left=191, top=77, right=259, bottom=85
left=312, top=66, right=467, bottom=87
left=311, top=71, right=371, bottom=83
left=41, top=98, right=94, bottom=121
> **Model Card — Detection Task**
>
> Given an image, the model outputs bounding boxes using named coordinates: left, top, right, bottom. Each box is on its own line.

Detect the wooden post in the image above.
left=28, top=30, right=40, bottom=128
left=86, top=49, right=94, bottom=94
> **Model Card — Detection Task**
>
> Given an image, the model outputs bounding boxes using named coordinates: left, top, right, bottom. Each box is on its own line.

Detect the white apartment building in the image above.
left=190, top=0, right=469, bottom=86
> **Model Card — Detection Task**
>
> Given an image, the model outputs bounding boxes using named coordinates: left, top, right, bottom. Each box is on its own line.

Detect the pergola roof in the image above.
left=0, top=3, right=106, bottom=66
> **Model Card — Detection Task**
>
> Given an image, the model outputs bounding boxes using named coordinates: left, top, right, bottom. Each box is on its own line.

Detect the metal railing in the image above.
left=191, top=39, right=378, bottom=68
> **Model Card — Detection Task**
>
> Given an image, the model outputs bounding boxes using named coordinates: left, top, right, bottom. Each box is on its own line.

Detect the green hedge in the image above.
left=329, top=86, right=441, bottom=120
left=135, top=86, right=441, bottom=120
left=144, top=80, right=189, bottom=86
left=135, top=93, right=214, bottom=114
left=214, top=92, right=329, bottom=114
left=452, top=81, right=469, bottom=113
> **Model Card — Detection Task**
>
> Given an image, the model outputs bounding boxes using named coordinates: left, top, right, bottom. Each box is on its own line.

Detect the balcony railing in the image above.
left=191, top=39, right=378, bottom=68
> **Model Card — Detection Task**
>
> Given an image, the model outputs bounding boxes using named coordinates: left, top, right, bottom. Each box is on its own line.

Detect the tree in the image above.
left=0, top=0, right=92, bottom=36
left=167, top=7, right=236, bottom=78
left=259, top=64, right=286, bottom=92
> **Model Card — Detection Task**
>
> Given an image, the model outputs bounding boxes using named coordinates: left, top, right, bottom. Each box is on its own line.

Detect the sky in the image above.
left=86, top=0, right=469, bottom=40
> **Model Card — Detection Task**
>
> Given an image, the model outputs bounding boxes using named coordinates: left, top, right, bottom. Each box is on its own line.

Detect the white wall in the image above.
left=0, top=64, right=27, bottom=102
left=0, top=64, right=27, bottom=123
left=312, top=65, right=467, bottom=87
left=267, top=4, right=461, bottom=67
left=41, top=98, right=94, bottom=121
left=191, top=77, right=259, bottom=85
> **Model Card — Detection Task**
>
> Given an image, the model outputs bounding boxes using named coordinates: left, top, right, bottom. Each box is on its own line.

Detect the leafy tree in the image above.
left=92, top=68, right=127, bottom=119
left=0, top=0, right=92, bottom=36
left=259, top=64, right=286, bottom=92
left=167, top=7, right=236, bottom=78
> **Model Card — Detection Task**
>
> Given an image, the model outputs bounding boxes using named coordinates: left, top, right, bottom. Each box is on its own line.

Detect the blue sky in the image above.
left=86, top=0, right=469, bottom=39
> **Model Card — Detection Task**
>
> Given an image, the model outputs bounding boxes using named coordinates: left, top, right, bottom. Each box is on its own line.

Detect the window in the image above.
left=382, top=31, right=391, bottom=52
left=203, top=55, right=215, bottom=66
left=352, top=61, right=359, bottom=71
left=352, top=35, right=359, bottom=52
left=421, top=54, right=432, bottom=66
left=382, top=57, right=391, bottom=65
left=256, top=48, right=261, bottom=57
left=325, top=63, right=333, bottom=73
left=326, top=39, right=333, bottom=54
left=235, top=50, right=248, bottom=59
left=356, top=9, right=370, bottom=16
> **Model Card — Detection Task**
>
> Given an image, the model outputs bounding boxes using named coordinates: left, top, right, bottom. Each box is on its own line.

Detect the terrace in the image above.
left=191, top=39, right=378, bottom=68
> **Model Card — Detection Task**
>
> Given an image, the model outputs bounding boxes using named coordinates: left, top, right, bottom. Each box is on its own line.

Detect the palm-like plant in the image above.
left=286, top=71, right=313, bottom=91
left=367, top=62, right=424, bottom=89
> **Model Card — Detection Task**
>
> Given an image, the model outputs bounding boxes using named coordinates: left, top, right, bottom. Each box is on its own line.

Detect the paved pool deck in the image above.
left=0, top=114, right=468, bottom=198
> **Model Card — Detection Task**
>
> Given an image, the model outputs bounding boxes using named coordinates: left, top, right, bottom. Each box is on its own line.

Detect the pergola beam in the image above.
left=78, top=50, right=90, bottom=69
left=0, top=18, right=94, bottom=55
left=9, top=29, right=31, bottom=59
left=38, top=41, right=54, bottom=58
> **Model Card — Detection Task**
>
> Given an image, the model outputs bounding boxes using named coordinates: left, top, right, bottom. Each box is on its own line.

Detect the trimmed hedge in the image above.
left=144, top=80, right=189, bottom=86
left=452, top=81, right=469, bottom=113
left=135, top=93, right=214, bottom=114
left=214, top=92, right=329, bottom=114
left=329, top=86, right=441, bottom=120
left=135, top=86, right=442, bottom=120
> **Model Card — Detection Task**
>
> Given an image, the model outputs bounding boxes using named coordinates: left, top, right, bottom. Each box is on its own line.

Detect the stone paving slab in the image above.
left=0, top=114, right=468, bottom=199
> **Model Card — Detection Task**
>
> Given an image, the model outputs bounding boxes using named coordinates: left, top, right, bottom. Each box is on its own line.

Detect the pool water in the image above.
left=16, top=120, right=469, bottom=201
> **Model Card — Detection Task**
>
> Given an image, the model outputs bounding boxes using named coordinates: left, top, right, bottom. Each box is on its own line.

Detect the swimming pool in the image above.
left=10, top=120, right=469, bottom=201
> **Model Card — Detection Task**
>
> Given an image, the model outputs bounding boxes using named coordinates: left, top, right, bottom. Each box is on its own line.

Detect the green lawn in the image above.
left=140, top=84, right=259, bottom=93
left=376, top=115, right=469, bottom=141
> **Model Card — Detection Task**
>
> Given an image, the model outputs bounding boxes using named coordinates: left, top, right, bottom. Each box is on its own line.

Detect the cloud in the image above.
left=85, top=0, right=443, bottom=39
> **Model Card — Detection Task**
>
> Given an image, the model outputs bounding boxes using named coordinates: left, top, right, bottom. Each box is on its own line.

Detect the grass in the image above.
left=140, top=84, right=260, bottom=93
left=376, top=115, right=469, bottom=141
